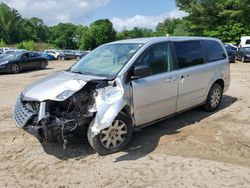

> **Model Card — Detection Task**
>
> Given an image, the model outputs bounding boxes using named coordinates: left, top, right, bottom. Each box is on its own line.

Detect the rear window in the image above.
left=246, top=40, right=250, bottom=45
left=174, top=41, right=204, bottom=69
left=202, top=40, right=226, bottom=62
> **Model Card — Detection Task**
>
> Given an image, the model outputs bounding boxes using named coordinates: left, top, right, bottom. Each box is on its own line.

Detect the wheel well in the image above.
left=121, top=105, right=131, bottom=115
left=214, top=79, right=224, bottom=91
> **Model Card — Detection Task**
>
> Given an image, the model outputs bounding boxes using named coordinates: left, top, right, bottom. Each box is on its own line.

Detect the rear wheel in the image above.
left=10, top=64, right=20, bottom=74
left=203, top=83, right=223, bottom=112
left=87, top=112, right=133, bottom=155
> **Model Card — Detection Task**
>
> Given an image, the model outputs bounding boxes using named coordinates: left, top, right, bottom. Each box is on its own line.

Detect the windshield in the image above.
left=69, top=43, right=143, bottom=78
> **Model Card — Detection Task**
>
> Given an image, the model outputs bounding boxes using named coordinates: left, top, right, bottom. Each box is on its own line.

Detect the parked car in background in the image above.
left=0, top=51, right=48, bottom=74
left=239, top=36, right=250, bottom=48
left=224, top=43, right=238, bottom=52
left=224, top=45, right=236, bottom=63
left=0, top=47, right=11, bottom=54
left=58, top=50, right=88, bottom=60
left=235, top=47, right=250, bottom=62
left=4, top=49, right=27, bottom=54
left=44, top=49, right=61, bottom=59
left=37, top=52, right=56, bottom=61
left=13, top=37, right=230, bottom=155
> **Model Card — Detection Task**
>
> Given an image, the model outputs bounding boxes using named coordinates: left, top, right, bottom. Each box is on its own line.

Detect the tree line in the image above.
left=0, top=1, right=249, bottom=50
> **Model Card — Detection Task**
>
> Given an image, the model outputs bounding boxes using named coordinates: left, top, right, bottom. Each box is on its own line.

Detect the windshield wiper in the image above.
left=70, top=70, right=84, bottom=75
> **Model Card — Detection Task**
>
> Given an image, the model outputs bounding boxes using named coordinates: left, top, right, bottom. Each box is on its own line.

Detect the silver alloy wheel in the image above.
left=210, top=88, right=221, bottom=108
left=100, top=120, right=128, bottom=149
left=41, top=61, right=46, bottom=68
left=11, top=64, right=19, bottom=73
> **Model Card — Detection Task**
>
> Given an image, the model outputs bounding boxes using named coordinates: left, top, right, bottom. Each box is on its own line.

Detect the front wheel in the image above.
left=87, top=112, right=133, bottom=155
left=203, top=83, right=223, bottom=112
left=10, top=63, right=20, bottom=74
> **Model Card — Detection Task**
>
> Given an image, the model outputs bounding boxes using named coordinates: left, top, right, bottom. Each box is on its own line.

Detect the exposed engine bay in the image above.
left=13, top=78, right=127, bottom=149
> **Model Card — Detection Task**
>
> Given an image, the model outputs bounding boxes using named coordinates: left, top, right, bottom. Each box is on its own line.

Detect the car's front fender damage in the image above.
left=13, top=77, right=129, bottom=148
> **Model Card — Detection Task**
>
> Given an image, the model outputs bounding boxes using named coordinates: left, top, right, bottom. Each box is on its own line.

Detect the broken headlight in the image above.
left=56, top=90, right=75, bottom=101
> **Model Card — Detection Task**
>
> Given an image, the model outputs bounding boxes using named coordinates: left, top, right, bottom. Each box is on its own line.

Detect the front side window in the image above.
left=174, top=41, right=204, bottom=68
left=202, top=40, right=226, bottom=62
left=246, top=40, right=250, bottom=45
left=135, top=43, right=173, bottom=75
left=70, top=43, right=143, bottom=78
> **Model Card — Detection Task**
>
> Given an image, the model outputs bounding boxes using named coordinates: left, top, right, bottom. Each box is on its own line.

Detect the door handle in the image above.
left=166, top=77, right=177, bottom=82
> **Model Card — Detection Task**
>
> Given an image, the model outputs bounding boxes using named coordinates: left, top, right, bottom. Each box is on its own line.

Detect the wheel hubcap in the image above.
left=12, top=64, right=19, bottom=73
left=210, top=89, right=221, bottom=108
left=41, top=62, right=46, bottom=68
left=100, top=120, right=127, bottom=149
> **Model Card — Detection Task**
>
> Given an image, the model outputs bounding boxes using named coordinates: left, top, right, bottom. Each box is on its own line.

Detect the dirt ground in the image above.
left=0, top=60, right=250, bottom=188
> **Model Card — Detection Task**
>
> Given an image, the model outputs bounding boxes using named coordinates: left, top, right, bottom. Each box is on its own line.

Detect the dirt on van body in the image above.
left=0, top=60, right=250, bottom=187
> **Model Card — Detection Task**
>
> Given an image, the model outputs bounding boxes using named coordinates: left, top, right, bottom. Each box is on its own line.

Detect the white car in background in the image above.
left=4, top=49, right=27, bottom=54
left=44, top=49, right=61, bottom=59
left=0, top=47, right=12, bottom=54
left=239, top=36, right=250, bottom=48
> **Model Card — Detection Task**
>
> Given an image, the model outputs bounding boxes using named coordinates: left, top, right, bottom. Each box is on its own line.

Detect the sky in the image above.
left=0, top=0, right=187, bottom=31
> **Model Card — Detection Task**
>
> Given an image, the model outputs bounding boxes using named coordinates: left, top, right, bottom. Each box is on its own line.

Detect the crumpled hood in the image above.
left=22, top=71, right=106, bottom=102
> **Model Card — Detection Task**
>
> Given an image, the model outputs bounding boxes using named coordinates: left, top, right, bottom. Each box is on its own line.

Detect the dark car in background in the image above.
left=224, top=45, right=236, bottom=63
left=235, top=47, right=250, bottom=63
left=58, top=50, right=88, bottom=60
left=0, top=52, right=48, bottom=74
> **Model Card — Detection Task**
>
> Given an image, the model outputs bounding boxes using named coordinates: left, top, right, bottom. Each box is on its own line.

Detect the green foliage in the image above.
left=117, top=27, right=154, bottom=40
left=155, top=18, right=189, bottom=36
left=80, top=19, right=116, bottom=50
left=0, top=3, right=50, bottom=44
left=0, top=39, right=6, bottom=47
left=17, top=40, right=35, bottom=50
left=175, top=0, right=250, bottom=42
left=49, top=23, right=78, bottom=49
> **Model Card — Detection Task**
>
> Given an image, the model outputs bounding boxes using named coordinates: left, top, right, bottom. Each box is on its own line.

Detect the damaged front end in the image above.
left=13, top=76, right=128, bottom=149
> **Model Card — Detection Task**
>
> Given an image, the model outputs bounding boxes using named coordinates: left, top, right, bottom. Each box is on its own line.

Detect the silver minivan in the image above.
left=13, top=37, right=230, bottom=155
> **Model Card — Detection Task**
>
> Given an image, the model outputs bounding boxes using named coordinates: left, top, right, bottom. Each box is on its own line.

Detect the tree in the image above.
left=80, top=19, right=116, bottom=50
left=116, top=27, right=154, bottom=40
left=49, top=23, right=78, bottom=49
left=0, top=3, right=23, bottom=43
left=155, top=18, right=189, bottom=36
left=175, top=0, right=250, bottom=42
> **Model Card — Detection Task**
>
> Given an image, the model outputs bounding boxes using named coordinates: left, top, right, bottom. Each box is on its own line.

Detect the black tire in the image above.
left=87, top=112, right=133, bottom=155
left=10, top=63, right=20, bottom=74
left=40, top=61, right=47, bottom=69
left=203, top=83, right=223, bottom=112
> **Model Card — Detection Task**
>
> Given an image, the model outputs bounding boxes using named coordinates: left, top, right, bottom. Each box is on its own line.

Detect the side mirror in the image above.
left=132, top=65, right=151, bottom=79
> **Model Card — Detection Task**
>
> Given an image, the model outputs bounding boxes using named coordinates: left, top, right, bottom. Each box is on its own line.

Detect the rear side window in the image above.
left=202, top=40, right=226, bottom=62
left=246, top=40, right=250, bottom=45
left=174, top=41, right=204, bottom=68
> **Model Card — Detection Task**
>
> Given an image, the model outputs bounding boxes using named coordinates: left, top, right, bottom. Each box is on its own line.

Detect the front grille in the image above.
left=13, top=97, right=35, bottom=128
